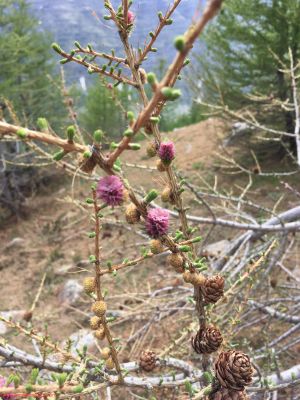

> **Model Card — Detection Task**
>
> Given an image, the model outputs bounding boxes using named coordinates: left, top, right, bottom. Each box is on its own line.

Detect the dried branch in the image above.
left=248, top=300, right=300, bottom=324
left=289, top=47, right=300, bottom=166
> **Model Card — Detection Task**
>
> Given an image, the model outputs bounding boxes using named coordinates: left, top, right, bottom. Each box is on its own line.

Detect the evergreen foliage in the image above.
left=195, top=0, right=300, bottom=142
left=80, top=80, right=131, bottom=139
left=0, top=0, right=65, bottom=129
left=160, top=101, right=204, bottom=132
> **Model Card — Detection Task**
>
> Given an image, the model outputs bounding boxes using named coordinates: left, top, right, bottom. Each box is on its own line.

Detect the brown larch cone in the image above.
left=210, top=388, right=249, bottom=400
left=83, top=277, right=96, bottom=294
left=125, top=203, right=141, bottom=224
left=156, top=159, right=167, bottom=172
left=146, top=142, right=157, bottom=157
left=202, top=275, right=225, bottom=303
left=150, top=239, right=164, bottom=254
left=105, top=357, right=115, bottom=370
left=139, top=350, right=157, bottom=372
left=191, top=326, right=223, bottom=354
left=167, top=253, right=184, bottom=273
left=94, top=326, right=105, bottom=340
left=91, top=300, right=107, bottom=317
left=23, top=310, right=33, bottom=322
left=215, top=351, right=253, bottom=391
left=78, top=153, right=97, bottom=174
left=161, top=187, right=176, bottom=204
left=183, top=271, right=206, bottom=286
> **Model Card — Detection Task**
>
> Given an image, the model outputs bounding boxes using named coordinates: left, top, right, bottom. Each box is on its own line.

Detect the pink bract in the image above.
left=146, top=208, right=169, bottom=238
left=96, top=175, right=124, bottom=206
left=158, top=141, right=175, bottom=163
left=127, top=10, right=135, bottom=24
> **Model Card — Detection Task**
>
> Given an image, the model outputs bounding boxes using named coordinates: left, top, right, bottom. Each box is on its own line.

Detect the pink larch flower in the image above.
left=97, top=175, right=124, bottom=206
left=158, top=141, right=175, bottom=164
left=127, top=10, right=135, bottom=24
left=0, top=376, right=14, bottom=400
left=146, top=208, right=169, bottom=238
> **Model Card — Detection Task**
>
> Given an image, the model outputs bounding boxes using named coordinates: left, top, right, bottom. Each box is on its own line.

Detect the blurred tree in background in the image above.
left=0, top=0, right=65, bottom=129
left=153, top=58, right=204, bottom=132
left=0, top=0, right=67, bottom=218
left=194, top=0, right=300, bottom=152
left=159, top=101, right=204, bottom=132
left=80, top=80, right=131, bottom=139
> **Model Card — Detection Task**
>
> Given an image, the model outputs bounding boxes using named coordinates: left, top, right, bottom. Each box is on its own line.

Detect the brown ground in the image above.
left=1, top=118, right=299, bottom=398
left=0, top=119, right=224, bottom=338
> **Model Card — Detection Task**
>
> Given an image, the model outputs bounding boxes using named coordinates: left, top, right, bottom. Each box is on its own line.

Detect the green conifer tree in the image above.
left=0, top=0, right=65, bottom=129
left=195, top=0, right=300, bottom=151
left=80, top=80, right=130, bottom=139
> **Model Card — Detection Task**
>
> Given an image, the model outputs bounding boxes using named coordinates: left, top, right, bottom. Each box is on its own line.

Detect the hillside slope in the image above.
left=0, top=118, right=225, bottom=310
